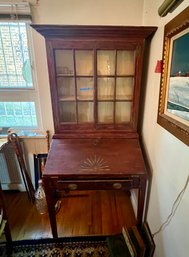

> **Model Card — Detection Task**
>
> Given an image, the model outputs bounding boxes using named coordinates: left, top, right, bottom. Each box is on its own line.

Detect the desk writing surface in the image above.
left=44, top=138, right=146, bottom=179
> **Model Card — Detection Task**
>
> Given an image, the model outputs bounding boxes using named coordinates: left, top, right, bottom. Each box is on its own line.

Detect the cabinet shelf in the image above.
left=77, top=97, right=94, bottom=101
left=59, top=97, right=94, bottom=101
left=59, top=97, right=76, bottom=101
left=56, top=74, right=74, bottom=77
left=97, top=75, right=135, bottom=78
left=98, top=96, right=132, bottom=101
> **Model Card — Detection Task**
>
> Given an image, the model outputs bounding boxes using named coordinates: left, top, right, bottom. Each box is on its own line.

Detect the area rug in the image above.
left=0, top=236, right=110, bottom=257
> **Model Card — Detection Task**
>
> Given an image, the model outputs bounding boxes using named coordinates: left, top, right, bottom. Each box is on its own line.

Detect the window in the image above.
left=0, top=3, right=41, bottom=132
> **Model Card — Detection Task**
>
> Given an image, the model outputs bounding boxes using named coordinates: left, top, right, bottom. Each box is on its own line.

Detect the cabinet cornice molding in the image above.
left=31, top=25, right=157, bottom=39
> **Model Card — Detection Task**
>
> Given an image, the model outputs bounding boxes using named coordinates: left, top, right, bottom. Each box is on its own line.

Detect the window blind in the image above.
left=0, top=2, right=32, bottom=21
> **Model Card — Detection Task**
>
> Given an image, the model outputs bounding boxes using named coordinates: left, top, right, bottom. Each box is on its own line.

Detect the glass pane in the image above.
left=77, top=78, right=94, bottom=100
left=97, top=78, right=115, bottom=100
left=0, top=102, right=37, bottom=128
left=97, top=50, right=115, bottom=76
left=98, top=102, right=114, bottom=123
left=78, top=102, right=94, bottom=123
left=115, top=102, right=131, bottom=123
left=55, top=50, right=74, bottom=75
left=116, top=78, right=134, bottom=100
left=117, top=50, right=135, bottom=75
left=57, top=77, right=75, bottom=100
left=75, top=50, right=93, bottom=76
left=0, top=22, right=33, bottom=88
left=166, top=30, right=189, bottom=123
left=59, top=102, right=76, bottom=123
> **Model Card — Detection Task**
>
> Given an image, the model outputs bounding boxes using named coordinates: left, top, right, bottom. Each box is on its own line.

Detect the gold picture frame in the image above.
left=157, top=6, right=189, bottom=146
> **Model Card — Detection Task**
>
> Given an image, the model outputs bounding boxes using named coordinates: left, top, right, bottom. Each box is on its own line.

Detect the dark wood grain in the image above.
left=44, top=138, right=146, bottom=177
left=43, top=138, right=147, bottom=238
left=31, top=25, right=157, bottom=40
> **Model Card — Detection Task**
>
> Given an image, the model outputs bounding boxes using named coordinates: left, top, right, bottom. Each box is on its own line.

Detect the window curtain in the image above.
left=0, top=2, right=32, bottom=21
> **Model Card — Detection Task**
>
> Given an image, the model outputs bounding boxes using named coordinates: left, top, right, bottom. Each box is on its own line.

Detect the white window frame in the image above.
left=0, top=20, right=42, bottom=132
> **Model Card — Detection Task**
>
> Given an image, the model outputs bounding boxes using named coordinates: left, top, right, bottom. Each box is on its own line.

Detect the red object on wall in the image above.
left=155, top=60, right=162, bottom=73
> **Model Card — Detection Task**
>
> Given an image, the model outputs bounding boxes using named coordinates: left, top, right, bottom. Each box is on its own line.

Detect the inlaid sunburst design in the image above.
left=80, top=155, right=110, bottom=171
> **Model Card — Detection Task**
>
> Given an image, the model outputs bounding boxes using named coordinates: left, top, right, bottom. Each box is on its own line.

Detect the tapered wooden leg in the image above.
left=137, top=175, right=147, bottom=227
left=43, top=177, right=58, bottom=238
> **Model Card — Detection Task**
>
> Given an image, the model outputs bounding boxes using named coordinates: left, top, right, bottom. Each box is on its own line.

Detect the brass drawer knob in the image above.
left=113, top=183, right=122, bottom=189
left=68, top=183, right=78, bottom=190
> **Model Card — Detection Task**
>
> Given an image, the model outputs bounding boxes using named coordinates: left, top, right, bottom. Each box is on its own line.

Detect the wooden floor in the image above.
left=3, top=190, right=136, bottom=241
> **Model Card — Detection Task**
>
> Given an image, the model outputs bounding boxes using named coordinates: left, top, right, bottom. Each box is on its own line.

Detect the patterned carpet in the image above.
left=0, top=236, right=110, bottom=257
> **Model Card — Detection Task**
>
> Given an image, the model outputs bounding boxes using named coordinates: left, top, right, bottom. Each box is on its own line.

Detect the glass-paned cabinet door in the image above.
left=55, top=49, right=94, bottom=124
left=97, top=49, right=135, bottom=125
left=55, top=48, right=135, bottom=125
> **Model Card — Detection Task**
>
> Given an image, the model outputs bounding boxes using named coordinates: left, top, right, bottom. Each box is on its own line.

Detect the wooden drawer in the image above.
left=55, top=178, right=140, bottom=191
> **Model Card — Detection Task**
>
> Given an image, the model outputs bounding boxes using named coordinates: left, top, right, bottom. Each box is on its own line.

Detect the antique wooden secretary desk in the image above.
left=32, top=25, right=157, bottom=238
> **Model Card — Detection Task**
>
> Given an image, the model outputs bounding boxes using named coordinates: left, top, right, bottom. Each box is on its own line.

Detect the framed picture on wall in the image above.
left=157, top=6, right=189, bottom=146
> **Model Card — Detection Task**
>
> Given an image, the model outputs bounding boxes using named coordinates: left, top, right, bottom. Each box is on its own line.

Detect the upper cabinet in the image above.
left=31, top=25, right=157, bottom=138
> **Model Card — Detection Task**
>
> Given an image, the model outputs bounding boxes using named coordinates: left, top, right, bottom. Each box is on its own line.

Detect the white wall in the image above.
left=31, top=0, right=144, bottom=25
left=142, top=1, right=189, bottom=257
